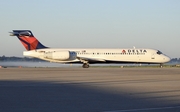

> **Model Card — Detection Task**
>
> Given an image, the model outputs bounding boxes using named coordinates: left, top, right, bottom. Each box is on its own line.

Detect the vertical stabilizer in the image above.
left=10, top=30, right=47, bottom=50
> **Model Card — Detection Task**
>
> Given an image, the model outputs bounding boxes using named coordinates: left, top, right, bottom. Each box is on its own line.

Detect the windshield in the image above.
left=157, top=50, right=163, bottom=55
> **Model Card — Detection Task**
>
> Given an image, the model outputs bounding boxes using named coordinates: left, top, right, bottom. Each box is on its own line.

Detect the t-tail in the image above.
left=9, top=30, right=47, bottom=51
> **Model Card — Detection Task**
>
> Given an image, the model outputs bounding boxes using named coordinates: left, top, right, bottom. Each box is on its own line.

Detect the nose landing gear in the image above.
left=160, top=63, right=163, bottom=68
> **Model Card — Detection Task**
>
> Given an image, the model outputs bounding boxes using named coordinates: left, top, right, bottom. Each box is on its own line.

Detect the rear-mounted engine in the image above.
left=44, top=50, right=77, bottom=61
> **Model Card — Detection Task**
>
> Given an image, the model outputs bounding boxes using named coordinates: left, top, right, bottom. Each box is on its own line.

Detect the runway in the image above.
left=0, top=67, right=180, bottom=112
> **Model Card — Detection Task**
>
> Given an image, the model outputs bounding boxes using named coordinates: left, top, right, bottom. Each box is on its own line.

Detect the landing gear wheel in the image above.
left=82, top=63, right=89, bottom=68
left=160, top=63, right=163, bottom=68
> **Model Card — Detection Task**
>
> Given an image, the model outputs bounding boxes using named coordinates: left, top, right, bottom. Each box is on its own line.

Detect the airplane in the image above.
left=9, top=30, right=171, bottom=68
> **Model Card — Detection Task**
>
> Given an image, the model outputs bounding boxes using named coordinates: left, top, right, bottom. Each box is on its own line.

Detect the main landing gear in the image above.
left=82, top=63, right=89, bottom=68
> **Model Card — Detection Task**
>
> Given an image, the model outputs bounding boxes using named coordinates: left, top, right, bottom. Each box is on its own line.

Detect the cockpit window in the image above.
left=157, top=50, right=163, bottom=55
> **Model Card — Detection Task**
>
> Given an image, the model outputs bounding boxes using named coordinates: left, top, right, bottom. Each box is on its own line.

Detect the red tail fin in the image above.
left=10, top=30, right=47, bottom=50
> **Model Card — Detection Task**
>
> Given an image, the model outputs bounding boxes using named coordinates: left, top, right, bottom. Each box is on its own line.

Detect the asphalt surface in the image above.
left=0, top=67, right=180, bottom=112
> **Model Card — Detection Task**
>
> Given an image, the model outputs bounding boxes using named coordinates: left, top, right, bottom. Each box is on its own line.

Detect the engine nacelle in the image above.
left=44, top=50, right=76, bottom=61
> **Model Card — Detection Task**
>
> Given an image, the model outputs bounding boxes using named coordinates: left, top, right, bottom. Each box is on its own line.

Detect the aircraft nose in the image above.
left=164, top=56, right=171, bottom=63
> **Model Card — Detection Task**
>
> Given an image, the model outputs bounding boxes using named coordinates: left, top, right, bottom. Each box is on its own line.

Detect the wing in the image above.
left=77, top=56, right=106, bottom=63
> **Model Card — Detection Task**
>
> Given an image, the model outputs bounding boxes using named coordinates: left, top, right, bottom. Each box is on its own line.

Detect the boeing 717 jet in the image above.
left=10, top=30, right=170, bottom=68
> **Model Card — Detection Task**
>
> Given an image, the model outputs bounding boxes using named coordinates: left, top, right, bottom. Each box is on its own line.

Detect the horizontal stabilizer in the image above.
left=9, top=30, right=34, bottom=37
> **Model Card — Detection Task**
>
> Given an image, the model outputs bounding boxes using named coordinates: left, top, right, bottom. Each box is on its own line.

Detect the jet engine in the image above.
left=44, top=50, right=77, bottom=61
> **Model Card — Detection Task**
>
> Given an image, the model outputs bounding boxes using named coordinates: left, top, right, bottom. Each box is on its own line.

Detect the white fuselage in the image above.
left=23, top=48, right=170, bottom=64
